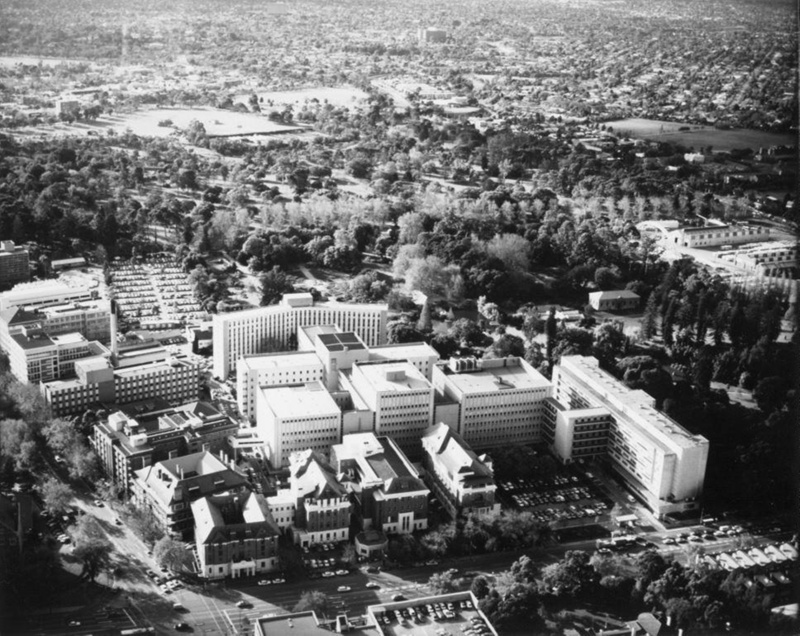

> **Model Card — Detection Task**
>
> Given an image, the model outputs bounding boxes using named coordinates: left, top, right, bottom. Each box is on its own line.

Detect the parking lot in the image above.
left=110, top=254, right=205, bottom=326
left=498, top=472, right=611, bottom=526
left=302, top=542, right=354, bottom=578
left=372, top=597, right=491, bottom=636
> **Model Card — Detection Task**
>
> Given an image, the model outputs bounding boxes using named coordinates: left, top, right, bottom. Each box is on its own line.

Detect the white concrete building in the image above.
left=237, top=352, right=324, bottom=422
left=588, top=290, right=640, bottom=312
left=347, top=360, right=434, bottom=459
left=667, top=223, right=771, bottom=249
left=731, top=240, right=797, bottom=275
left=421, top=423, right=500, bottom=518
left=256, top=381, right=342, bottom=468
left=212, top=293, right=388, bottom=380
left=0, top=280, right=94, bottom=312
left=432, top=357, right=552, bottom=449
left=551, top=356, right=709, bottom=517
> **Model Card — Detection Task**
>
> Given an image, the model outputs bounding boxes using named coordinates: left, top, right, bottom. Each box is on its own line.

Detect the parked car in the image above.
left=337, top=586, right=351, bottom=593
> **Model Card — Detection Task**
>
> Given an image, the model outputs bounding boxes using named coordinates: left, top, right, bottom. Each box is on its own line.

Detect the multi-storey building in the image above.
left=588, top=290, right=640, bottom=312
left=256, top=381, right=342, bottom=468
left=92, top=399, right=238, bottom=495
left=42, top=345, right=201, bottom=416
left=345, top=360, right=434, bottom=459
left=421, top=423, right=500, bottom=519
left=212, top=293, right=388, bottom=380
left=542, top=398, right=611, bottom=464
left=192, top=491, right=280, bottom=579
left=237, top=352, right=324, bottom=422
left=0, top=280, right=93, bottom=312
left=267, top=449, right=352, bottom=547
left=551, top=356, right=709, bottom=517
left=0, top=299, right=111, bottom=353
left=5, top=327, right=111, bottom=384
left=0, top=241, right=30, bottom=288
left=431, top=357, right=551, bottom=450
left=331, top=433, right=428, bottom=535
left=131, top=451, right=250, bottom=539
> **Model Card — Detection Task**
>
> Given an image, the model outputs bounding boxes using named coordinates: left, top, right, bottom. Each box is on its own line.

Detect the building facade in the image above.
left=432, top=357, right=552, bottom=449
left=421, top=423, right=500, bottom=519
left=212, top=293, right=388, bottom=380
left=278, top=449, right=352, bottom=547
left=236, top=351, right=325, bottom=422
left=331, top=433, right=428, bottom=535
left=588, top=290, right=640, bottom=312
left=256, top=381, right=342, bottom=468
left=346, top=360, right=435, bottom=459
left=192, top=491, right=280, bottom=579
left=42, top=346, right=201, bottom=416
left=551, top=356, right=709, bottom=517
left=0, top=241, right=30, bottom=288
left=668, top=223, right=770, bottom=248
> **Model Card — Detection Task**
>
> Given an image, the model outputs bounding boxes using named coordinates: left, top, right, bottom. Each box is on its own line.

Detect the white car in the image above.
left=322, top=571, right=336, bottom=578
left=258, top=579, right=271, bottom=586
left=366, top=582, right=380, bottom=589
left=336, top=569, right=349, bottom=576
left=337, top=586, right=351, bottom=593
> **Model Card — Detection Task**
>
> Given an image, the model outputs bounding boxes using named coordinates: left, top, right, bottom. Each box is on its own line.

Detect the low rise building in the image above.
left=421, top=423, right=500, bottom=518
left=668, top=223, right=771, bottom=248
left=0, top=280, right=94, bottom=312
left=0, top=241, right=30, bottom=288
left=331, top=433, right=428, bottom=534
left=131, top=451, right=250, bottom=539
left=92, top=400, right=238, bottom=495
left=731, top=240, right=798, bottom=275
left=256, top=382, right=342, bottom=468
left=432, top=357, right=551, bottom=449
left=192, top=491, right=280, bottom=579
left=588, top=290, right=641, bottom=312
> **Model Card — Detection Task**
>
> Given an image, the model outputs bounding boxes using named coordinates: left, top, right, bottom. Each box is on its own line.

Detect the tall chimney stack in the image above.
left=110, top=299, right=119, bottom=360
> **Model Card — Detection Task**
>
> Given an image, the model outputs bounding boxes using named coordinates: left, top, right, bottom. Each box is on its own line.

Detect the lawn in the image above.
left=240, top=86, right=369, bottom=110
left=606, top=118, right=795, bottom=151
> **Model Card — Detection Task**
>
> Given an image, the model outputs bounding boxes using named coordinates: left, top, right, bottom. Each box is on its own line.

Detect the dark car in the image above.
left=175, top=622, right=191, bottom=631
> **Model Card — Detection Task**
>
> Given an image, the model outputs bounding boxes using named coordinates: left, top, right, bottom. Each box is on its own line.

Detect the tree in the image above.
left=73, top=538, right=112, bottom=583
left=41, top=478, right=74, bottom=516
left=260, top=267, right=294, bottom=306
left=640, top=293, right=659, bottom=340
left=153, top=536, right=194, bottom=572
left=484, top=334, right=525, bottom=359
left=753, top=376, right=785, bottom=413
left=125, top=504, right=164, bottom=546
left=486, top=234, right=531, bottom=273
left=449, top=319, right=485, bottom=347
left=471, top=575, right=490, bottom=600
left=428, top=568, right=467, bottom=594
left=417, top=298, right=433, bottom=333
left=386, top=319, right=425, bottom=344
left=593, top=322, right=626, bottom=367
left=294, top=591, right=331, bottom=616
left=594, top=267, right=617, bottom=289
left=541, top=550, right=598, bottom=599
left=340, top=543, right=358, bottom=568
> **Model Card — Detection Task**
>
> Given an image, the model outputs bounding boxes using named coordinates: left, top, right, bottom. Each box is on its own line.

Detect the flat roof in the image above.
left=260, top=382, right=340, bottom=419
left=11, top=332, right=55, bottom=350
left=240, top=351, right=322, bottom=371
left=558, top=356, right=707, bottom=450
left=441, top=360, right=550, bottom=394
left=355, top=361, right=431, bottom=393
left=255, top=612, right=325, bottom=636
left=369, top=342, right=439, bottom=359
left=318, top=331, right=366, bottom=352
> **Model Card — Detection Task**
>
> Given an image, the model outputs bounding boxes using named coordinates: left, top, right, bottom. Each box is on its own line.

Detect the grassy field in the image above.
left=606, top=118, right=795, bottom=151
left=20, top=107, right=304, bottom=139
left=239, top=86, right=369, bottom=110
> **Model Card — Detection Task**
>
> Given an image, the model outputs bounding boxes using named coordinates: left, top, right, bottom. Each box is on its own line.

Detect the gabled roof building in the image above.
left=421, top=423, right=500, bottom=518
left=331, top=433, right=428, bottom=535
left=132, top=451, right=249, bottom=539
left=192, top=491, right=280, bottom=579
